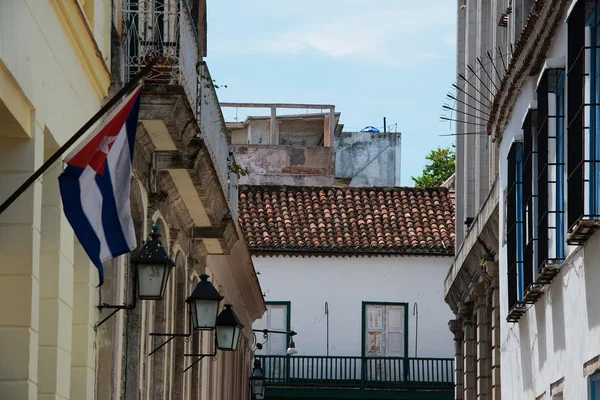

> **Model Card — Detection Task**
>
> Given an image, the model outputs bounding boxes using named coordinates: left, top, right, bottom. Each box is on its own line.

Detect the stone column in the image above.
left=70, top=240, right=100, bottom=400
left=449, top=318, right=464, bottom=400
left=459, top=302, right=476, bottom=400
left=38, top=164, right=75, bottom=400
left=0, top=127, right=43, bottom=398
left=471, top=282, right=491, bottom=400
left=485, top=262, right=501, bottom=400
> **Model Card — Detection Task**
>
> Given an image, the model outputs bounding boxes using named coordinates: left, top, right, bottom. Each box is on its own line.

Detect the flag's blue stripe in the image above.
left=96, top=164, right=131, bottom=258
left=125, top=91, right=142, bottom=161
left=58, top=165, right=105, bottom=285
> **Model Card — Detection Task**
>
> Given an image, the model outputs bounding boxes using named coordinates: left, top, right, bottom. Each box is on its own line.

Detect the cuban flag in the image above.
left=59, top=86, right=143, bottom=286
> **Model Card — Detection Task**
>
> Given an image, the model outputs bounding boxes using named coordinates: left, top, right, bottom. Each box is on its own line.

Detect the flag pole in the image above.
left=0, top=59, right=159, bottom=216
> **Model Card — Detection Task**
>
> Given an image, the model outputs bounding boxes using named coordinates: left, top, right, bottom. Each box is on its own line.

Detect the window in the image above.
left=590, top=3, right=600, bottom=215
left=566, top=0, right=586, bottom=229
left=507, top=142, right=525, bottom=311
left=591, top=371, right=600, bottom=399
left=522, top=109, right=536, bottom=291
left=516, top=145, right=526, bottom=299
left=556, top=72, right=566, bottom=259
left=253, top=302, right=291, bottom=355
left=362, top=302, right=407, bottom=357
left=536, top=64, right=567, bottom=284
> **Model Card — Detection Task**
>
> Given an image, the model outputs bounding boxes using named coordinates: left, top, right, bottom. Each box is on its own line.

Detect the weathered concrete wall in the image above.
left=334, top=132, right=402, bottom=187
left=232, top=145, right=335, bottom=186
left=246, top=118, right=325, bottom=146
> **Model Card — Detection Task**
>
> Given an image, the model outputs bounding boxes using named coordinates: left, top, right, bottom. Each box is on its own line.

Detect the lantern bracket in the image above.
left=251, top=328, right=297, bottom=351
left=183, top=340, right=218, bottom=373
left=95, top=303, right=136, bottom=330
left=95, top=283, right=138, bottom=330
left=148, top=309, right=194, bottom=356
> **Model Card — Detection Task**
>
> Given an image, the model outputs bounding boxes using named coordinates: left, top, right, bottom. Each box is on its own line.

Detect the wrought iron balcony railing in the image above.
left=124, top=0, right=198, bottom=114
left=123, top=0, right=236, bottom=210
left=255, top=355, right=454, bottom=389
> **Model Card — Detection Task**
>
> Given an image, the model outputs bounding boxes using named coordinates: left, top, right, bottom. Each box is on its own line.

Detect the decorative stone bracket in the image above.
left=192, top=217, right=239, bottom=255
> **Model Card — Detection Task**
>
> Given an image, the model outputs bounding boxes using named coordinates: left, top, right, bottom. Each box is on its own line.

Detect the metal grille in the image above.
left=536, top=72, right=550, bottom=271
left=507, top=143, right=521, bottom=311
left=522, top=110, right=536, bottom=293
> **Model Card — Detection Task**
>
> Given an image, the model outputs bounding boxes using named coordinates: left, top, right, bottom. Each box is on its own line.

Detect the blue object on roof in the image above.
left=360, top=126, right=380, bottom=132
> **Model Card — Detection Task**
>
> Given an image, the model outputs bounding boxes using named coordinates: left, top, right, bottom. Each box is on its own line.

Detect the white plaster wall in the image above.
left=497, top=22, right=600, bottom=398
left=253, top=255, right=454, bottom=359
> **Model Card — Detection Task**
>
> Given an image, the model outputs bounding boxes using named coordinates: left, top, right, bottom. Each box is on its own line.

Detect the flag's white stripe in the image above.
left=106, top=125, right=137, bottom=252
left=65, top=85, right=143, bottom=162
left=79, top=166, right=112, bottom=261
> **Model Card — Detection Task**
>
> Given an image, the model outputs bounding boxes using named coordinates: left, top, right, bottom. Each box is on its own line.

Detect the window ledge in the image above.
left=523, top=284, right=546, bottom=304
left=507, top=303, right=527, bottom=323
left=536, top=259, right=563, bottom=285
left=566, top=217, right=600, bottom=246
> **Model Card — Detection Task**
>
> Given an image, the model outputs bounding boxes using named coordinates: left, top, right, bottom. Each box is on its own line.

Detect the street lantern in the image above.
left=286, top=337, right=298, bottom=356
left=249, top=359, right=266, bottom=399
left=131, top=226, right=175, bottom=300
left=186, top=274, right=224, bottom=330
left=215, top=304, right=244, bottom=351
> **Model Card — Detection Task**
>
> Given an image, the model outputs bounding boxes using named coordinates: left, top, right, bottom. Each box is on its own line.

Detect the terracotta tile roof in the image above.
left=238, top=185, right=455, bottom=256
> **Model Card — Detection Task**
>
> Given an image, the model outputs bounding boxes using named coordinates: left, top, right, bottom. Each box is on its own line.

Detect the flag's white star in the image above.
left=99, top=135, right=118, bottom=154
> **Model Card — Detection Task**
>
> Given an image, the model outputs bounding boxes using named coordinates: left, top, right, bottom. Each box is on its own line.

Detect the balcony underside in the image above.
left=507, top=303, right=527, bottom=323
left=134, top=84, right=237, bottom=254
left=567, top=217, right=600, bottom=246
left=265, top=387, right=453, bottom=400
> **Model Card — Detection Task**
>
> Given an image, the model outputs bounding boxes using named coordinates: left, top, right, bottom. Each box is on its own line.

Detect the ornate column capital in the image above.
left=448, top=318, right=463, bottom=340
left=469, top=282, right=487, bottom=307
left=458, top=301, right=474, bottom=322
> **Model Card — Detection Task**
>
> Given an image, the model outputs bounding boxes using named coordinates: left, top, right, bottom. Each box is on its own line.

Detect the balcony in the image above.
left=123, top=0, right=240, bottom=251
left=256, top=355, right=454, bottom=399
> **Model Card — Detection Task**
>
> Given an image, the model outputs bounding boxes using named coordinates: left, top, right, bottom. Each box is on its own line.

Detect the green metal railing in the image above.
left=256, top=355, right=454, bottom=389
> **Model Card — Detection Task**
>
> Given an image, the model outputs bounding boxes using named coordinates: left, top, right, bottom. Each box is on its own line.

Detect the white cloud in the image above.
left=209, top=1, right=456, bottom=67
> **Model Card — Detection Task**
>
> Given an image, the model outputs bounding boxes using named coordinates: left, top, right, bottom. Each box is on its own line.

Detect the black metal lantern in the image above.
left=286, top=337, right=298, bottom=356
left=215, top=304, right=244, bottom=351
left=249, top=359, right=266, bottom=399
left=131, top=226, right=175, bottom=300
left=186, top=274, right=224, bottom=330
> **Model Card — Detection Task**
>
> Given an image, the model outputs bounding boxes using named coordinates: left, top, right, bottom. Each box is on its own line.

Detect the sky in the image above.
left=205, top=0, right=456, bottom=186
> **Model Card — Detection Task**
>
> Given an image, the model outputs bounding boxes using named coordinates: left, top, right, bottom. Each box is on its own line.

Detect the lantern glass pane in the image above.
left=215, top=325, right=235, bottom=350
left=137, top=263, right=167, bottom=299
left=193, top=299, right=219, bottom=330
left=251, top=379, right=264, bottom=396
left=232, top=325, right=241, bottom=350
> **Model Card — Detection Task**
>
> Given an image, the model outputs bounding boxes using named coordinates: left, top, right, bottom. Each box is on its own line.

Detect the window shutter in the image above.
left=385, top=306, right=405, bottom=357
left=365, top=305, right=385, bottom=356
left=267, top=305, right=287, bottom=355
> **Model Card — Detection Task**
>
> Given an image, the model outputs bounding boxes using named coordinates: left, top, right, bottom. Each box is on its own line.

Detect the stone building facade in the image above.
left=0, top=0, right=265, bottom=399
left=447, top=0, right=600, bottom=399
left=443, top=0, right=526, bottom=398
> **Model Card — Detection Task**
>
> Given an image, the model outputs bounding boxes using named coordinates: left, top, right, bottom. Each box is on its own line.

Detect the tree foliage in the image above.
left=411, top=146, right=456, bottom=187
